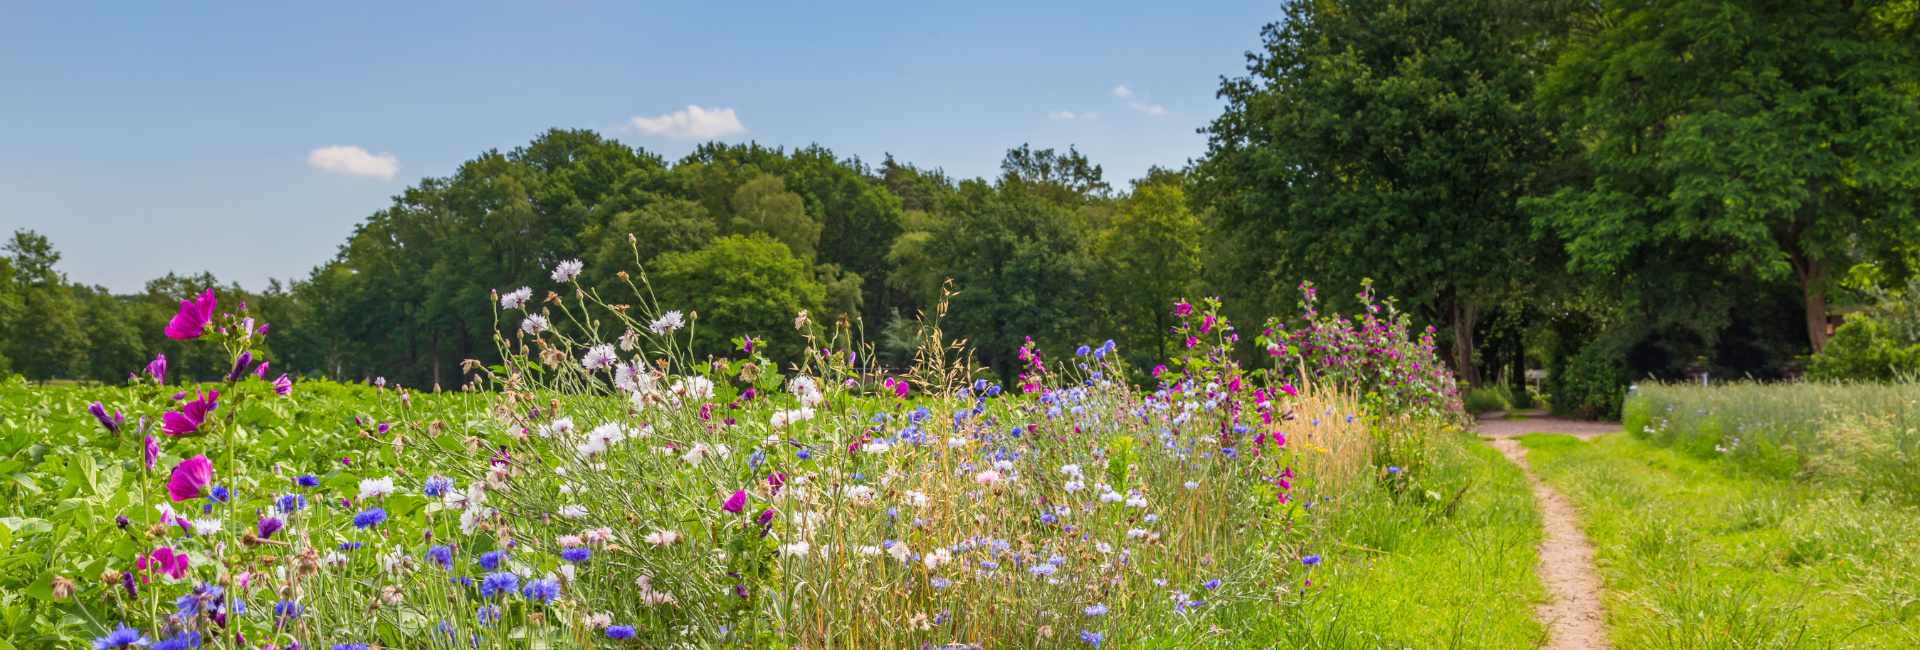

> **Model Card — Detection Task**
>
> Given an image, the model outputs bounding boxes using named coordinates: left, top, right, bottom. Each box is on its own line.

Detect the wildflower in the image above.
left=426, top=545, right=453, bottom=569
left=581, top=344, right=618, bottom=370
left=1076, top=345, right=1091, bottom=356
left=208, top=485, right=230, bottom=503
left=295, top=475, right=319, bottom=488
left=1301, top=555, right=1321, bottom=566
left=500, top=287, right=532, bottom=309
left=275, top=494, right=306, bottom=514
left=150, top=632, right=201, bottom=650
left=166, top=455, right=214, bottom=502
left=87, top=402, right=125, bottom=434
left=551, top=259, right=584, bottom=282
left=650, top=311, right=685, bottom=334
left=338, top=542, right=363, bottom=551
left=1085, top=603, right=1108, bottom=616
left=330, top=645, right=366, bottom=650
left=271, top=373, right=292, bottom=396
left=923, top=547, right=952, bottom=568
left=1204, top=579, right=1221, bottom=590
left=352, top=508, right=387, bottom=529
left=162, top=391, right=219, bottom=436
left=480, top=572, right=518, bottom=598
left=256, top=516, right=283, bottom=539
left=930, top=577, right=951, bottom=590
left=719, top=490, right=748, bottom=513
left=1079, top=630, right=1103, bottom=647
left=521, top=315, right=550, bottom=334
left=523, top=577, right=562, bottom=604
left=1184, top=481, right=1199, bottom=489
left=163, top=289, right=217, bottom=339
left=974, top=469, right=1003, bottom=485
left=143, top=354, right=167, bottom=383
left=478, top=551, right=508, bottom=570
left=274, top=600, right=303, bottom=620
left=561, top=548, right=592, bottom=562
left=91, top=623, right=149, bottom=649
left=557, top=504, right=589, bottom=519
left=606, top=625, right=635, bottom=639
left=357, top=477, right=396, bottom=500
left=423, top=476, right=453, bottom=497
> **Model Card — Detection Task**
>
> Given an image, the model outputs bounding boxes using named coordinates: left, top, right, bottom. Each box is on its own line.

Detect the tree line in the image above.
left=4, top=0, right=1916, bottom=418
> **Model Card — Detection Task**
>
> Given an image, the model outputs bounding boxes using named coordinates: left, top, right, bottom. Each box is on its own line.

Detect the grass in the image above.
left=1214, top=428, right=1548, bottom=649
left=1521, top=432, right=1920, bottom=649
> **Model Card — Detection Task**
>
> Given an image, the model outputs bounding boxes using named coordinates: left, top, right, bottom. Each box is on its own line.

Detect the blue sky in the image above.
left=0, top=1, right=1281, bottom=293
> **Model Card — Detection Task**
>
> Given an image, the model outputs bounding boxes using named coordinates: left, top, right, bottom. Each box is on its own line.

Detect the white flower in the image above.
left=521, top=315, right=550, bottom=334
left=1099, top=491, right=1123, bottom=503
left=1127, top=528, right=1149, bottom=539
left=672, top=376, right=714, bottom=402
left=993, top=460, right=1013, bottom=471
left=551, top=259, right=584, bottom=282
left=645, top=530, right=682, bottom=546
left=1096, top=542, right=1113, bottom=554
left=680, top=442, right=730, bottom=466
left=358, top=477, right=397, bottom=500
left=862, top=439, right=893, bottom=454
left=1061, top=464, right=1083, bottom=478
left=844, top=485, right=876, bottom=503
left=537, top=417, right=576, bottom=438
left=584, top=612, right=612, bottom=628
left=922, top=547, right=952, bottom=568
left=650, top=310, right=685, bottom=334
left=1064, top=480, right=1085, bottom=493
left=191, top=518, right=223, bottom=536
left=1126, top=493, right=1149, bottom=508
left=581, top=344, right=618, bottom=370
left=557, top=505, right=590, bottom=519
left=1184, top=480, right=1200, bottom=489
left=613, top=362, right=651, bottom=392
left=445, top=483, right=486, bottom=508
left=500, top=287, right=532, bottom=309
left=635, top=575, right=677, bottom=605
left=887, top=542, right=912, bottom=564
left=905, top=490, right=930, bottom=508
left=974, top=469, right=1002, bottom=485
left=780, top=541, right=812, bottom=557
left=947, top=436, right=968, bottom=448
left=321, top=552, right=349, bottom=568
left=770, top=407, right=815, bottom=429
left=459, top=505, right=491, bottom=535
left=380, top=551, right=412, bottom=574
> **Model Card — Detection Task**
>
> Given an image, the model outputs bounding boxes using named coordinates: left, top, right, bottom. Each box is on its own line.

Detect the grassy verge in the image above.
left=1521, top=432, right=1920, bottom=649
left=1224, top=430, right=1546, bottom=648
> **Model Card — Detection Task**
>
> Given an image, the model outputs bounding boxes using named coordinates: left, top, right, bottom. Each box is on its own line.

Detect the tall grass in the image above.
left=1624, top=382, right=1920, bottom=502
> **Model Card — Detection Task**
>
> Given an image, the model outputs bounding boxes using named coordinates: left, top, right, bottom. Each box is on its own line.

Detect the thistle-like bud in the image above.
left=50, top=576, right=76, bottom=601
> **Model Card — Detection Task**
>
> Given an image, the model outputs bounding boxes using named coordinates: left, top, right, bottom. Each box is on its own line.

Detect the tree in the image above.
left=927, top=179, right=1098, bottom=377
left=729, top=174, right=820, bottom=264
left=1097, top=179, right=1203, bottom=368
left=4, top=230, right=89, bottom=380
left=1539, top=0, right=1920, bottom=353
left=649, top=235, right=824, bottom=365
left=1195, top=0, right=1560, bottom=385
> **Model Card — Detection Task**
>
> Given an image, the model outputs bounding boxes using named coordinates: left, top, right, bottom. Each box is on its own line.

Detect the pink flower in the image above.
left=143, top=435, right=159, bottom=469
left=164, top=289, right=217, bottom=340
left=162, top=391, right=219, bottom=436
left=139, top=547, right=191, bottom=579
left=721, top=490, right=747, bottom=514
left=1278, top=384, right=1298, bottom=397
left=166, top=455, right=213, bottom=502
left=272, top=373, right=292, bottom=396
left=1173, top=302, right=1192, bottom=317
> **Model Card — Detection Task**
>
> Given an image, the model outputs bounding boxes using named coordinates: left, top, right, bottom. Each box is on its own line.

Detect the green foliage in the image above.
left=1462, top=386, right=1511, bottom=414
left=1807, top=313, right=1920, bottom=381
left=1097, top=181, right=1202, bottom=370
left=649, top=235, right=824, bottom=363
left=1547, top=341, right=1628, bottom=420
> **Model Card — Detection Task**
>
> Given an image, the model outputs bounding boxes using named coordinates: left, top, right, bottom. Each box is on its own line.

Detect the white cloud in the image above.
left=307, top=146, right=399, bottom=180
left=1130, top=101, right=1168, bottom=116
left=1050, top=110, right=1076, bottom=120
left=1082, top=111, right=1102, bottom=120
left=628, top=106, right=746, bottom=140
left=1113, top=85, right=1134, bottom=98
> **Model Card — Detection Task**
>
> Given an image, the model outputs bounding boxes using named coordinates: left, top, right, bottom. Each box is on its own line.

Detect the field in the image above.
left=0, top=289, right=1549, bottom=650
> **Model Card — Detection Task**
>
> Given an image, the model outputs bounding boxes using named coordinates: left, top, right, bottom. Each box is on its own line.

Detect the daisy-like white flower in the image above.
left=649, top=310, right=685, bottom=334
left=557, top=505, right=590, bottom=519
left=459, top=505, right=490, bottom=535
left=644, top=530, right=681, bottom=546
left=358, top=477, right=397, bottom=500
left=538, top=417, right=576, bottom=438
left=191, top=518, right=223, bottom=536
left=673, top=376, right=714, bottom=402
left=974, top=469, right=1003, bottom=485
left=922, top=546, right=952, bottom=568
left=521, top=315, right=550, bottom=335
left=551, top=259, right=584, bottom=283
left=500, top=287, right=532, bottom=309
left=887, top=542, right=912, bottom=564
left=613, top=362, right=650, bottom=392
left=905, top=490, right=930, bottom=507
left=581, top=344, right=618, bottom=370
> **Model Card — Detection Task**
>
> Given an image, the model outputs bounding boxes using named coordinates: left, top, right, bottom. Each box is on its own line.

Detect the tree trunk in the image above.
left=1789, top=253, right=1830, bottom=353
left=1452, top=300, right=1481, bottom=387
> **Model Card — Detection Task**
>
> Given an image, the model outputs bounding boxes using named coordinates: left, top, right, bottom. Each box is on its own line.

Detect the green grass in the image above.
left=1521, top=432, right=1920, bottom=649
left=1226, top=431, right=1547, bottom=649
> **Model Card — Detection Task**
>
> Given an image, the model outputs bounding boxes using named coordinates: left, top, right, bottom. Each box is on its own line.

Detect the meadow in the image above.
left=0, top=268, right=1551, bottom=650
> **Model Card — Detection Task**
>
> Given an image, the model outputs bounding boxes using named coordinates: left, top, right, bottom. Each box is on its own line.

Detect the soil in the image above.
left=1479, top=410, right=1614, bottom=650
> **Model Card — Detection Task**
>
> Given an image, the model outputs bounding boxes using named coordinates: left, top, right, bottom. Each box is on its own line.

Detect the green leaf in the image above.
left=24, top=570, right=54, bottom=601
left=71, top=453, right=98, bottom=498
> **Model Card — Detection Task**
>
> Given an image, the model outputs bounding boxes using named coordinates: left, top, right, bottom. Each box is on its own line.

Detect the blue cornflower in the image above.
left=173, top=583, right=222, bottom=618
left=476, top=605, right=501, bottom=627
left=330, top=644, right=366, bottom=650
left=796, top=449, right=812, bottom=460
left=478, top=550, right=508, bottom=570
left=522, top=577, right=561, bottom=604
left=930, top=577, right=951, bottom=590
left=295, top=475, right=319, bottom=488
left=426, top=545, right=453, bottom=569
left=1076, top=345, right=1091, bottom=356
left=1079, top=630, right=1103, bottom=647
left=207, top=486, right=230, bottom=503
left=276, top=494, right=306, bottom=514
left=1085, top=603, right=1108, bottom=616
left=150, top=632, right=200, bottom=650
left=1301, top=555, right=1322, bottom=566
left=1204, top=579, right=1221, bottom=590
left=980, top=560, right=999, bottom=570
left=479, top=572, right=518, bottom=598
left=91, top=623, right=149, bottom=649
left=337, top=542, right=362, bottom=551
left=351, top=508, right=386, bottom=529
left=749, top=449, right=765, bottom=470
left=1387, top=466, right=1401, bottom=474
left=560, top=548, right=592, bottom=562
left=606, top=625, right=636, bottom=639
left=423, top=476, right=453, bottom=497
left=273, top=600, right=303, bottom=619
left=987, top=384, right=1002, bottom=397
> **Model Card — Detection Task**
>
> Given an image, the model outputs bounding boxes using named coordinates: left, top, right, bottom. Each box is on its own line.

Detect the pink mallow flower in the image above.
left=162, top=391, right=219, bottom=436
left=139, top=547, right=191, bottom=580
left=721, top=490, right=747, bottom=514
left=167, top=455, right=214, bottom=502
left=272, top=374, right=292, bottom=396
left=164, top=289, right=217, bottom=340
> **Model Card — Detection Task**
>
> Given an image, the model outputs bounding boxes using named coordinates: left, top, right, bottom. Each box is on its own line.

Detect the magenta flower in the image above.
left=225, top=352, right=253, bottom=383
left=272, top=374, right=292, bottom=396
left=87, top=401, right=125, bottom=433
left=721, top=490, right=747, bottom=514
left=144, top=354, right=167, bottom=383
left=253, top=360, right=269, bottom=379
left=256, top=516, right=284, bottom=539
left=167, top=455, right=214, bottom=502
left=164, top=289, right=217, bottom=340
left=162, top=391, right=219, bottom=436
left=139, top=547, right=191, bottom=579
left=144, top=434, right=159, bottom=470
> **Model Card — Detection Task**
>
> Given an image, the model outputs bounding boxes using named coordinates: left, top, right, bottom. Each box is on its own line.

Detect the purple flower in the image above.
left=294, top=475, right=319, bottom=488
left=162, top=391, right=219, bottom=436
left=271, top=374, right=292, bottom=396
left=606, top=625, right=635, bottom=639
left=253, top=361, right=269, bottom=379
left=255, top=516, right=283, bottom=539
left=560, top=548, right=591, bottom=562
left=423, top=476, right=453, bottom=497
left=1301, top=554, right=1321, bottom=566
left=166, top=455, right=214, bottom=502
left=426, top=545, right=453, bottom=569
left=144, top=435, right=159, bottom=470
left=87, top=402, right=124, bottom=434
left=1204, top=579, right=1221, bottom=590
left=276, top=494, right=305, bottom=513
left=522, top=578, right=561, bottom=604
left=721, top=490, right=746, bottom=514
left=477, top=550, right=507, bottom=570
left=163, top=290, right=216, bottom=340
left=150, top=631, right=200, bottom=650
left=351, top=508, right=387, bottom=529
left=479, top=572, right=518, bottom=598
left=1079, top=630, right=1103, bottom=647
left=225, top=352, right=253, bottom=383
left=92, top=622, right=149, bottom=649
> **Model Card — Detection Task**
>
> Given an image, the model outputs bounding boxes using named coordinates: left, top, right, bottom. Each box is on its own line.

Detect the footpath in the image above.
left=1476, top=410, right=1616, bottom=650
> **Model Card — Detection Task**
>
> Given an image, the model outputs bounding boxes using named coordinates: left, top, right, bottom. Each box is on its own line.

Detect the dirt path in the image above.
left=1478, top=411, right=1613, bottom=650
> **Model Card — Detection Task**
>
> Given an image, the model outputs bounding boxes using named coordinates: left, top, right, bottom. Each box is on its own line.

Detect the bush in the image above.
left=1463, top=386, right=1511, bottom=413
left=1806, top=313, right=1920, bottom=381
left=1549, top=342, right=1628, bottom=420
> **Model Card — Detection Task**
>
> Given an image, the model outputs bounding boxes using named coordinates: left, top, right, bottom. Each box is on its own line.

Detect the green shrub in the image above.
left=1549, top=342, right=1628, bottom=420
left=1463, top=386, right=1511, bottom=413
left=1806, top=313, right=1920, bottom=381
